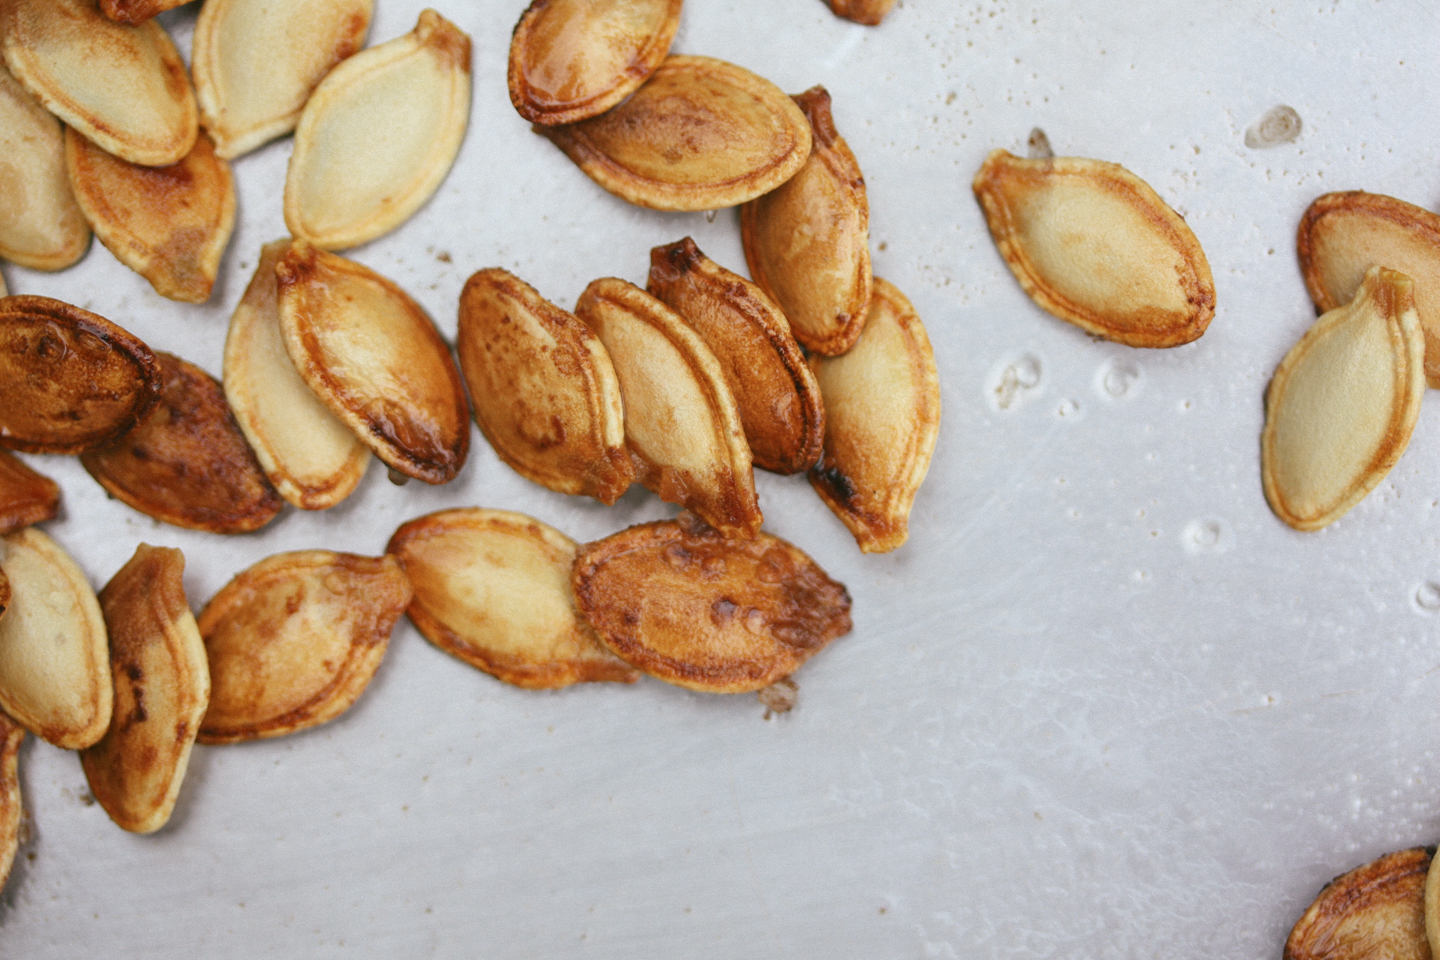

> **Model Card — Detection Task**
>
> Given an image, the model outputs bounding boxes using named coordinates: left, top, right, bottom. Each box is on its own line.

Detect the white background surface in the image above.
left=4, top=0, right=1440, bottom=956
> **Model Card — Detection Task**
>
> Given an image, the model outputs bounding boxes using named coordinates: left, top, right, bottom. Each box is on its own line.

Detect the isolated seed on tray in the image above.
left=79, top=544, right=209, bottom=834
left=1261, top=267, right=1424, bottom=532
left=80, top=352, right=283, bottom=534
left=0, top=295, right=162, bottom=455
left=284, top=9, right=470, bottom=251
left=573, top=514, right=853, bottom=694
left=536, top=54, right=812, bottom=212
left=972, top=148, right=1216, bottom=348
left=647, top=237, right=825, bottom=475
left=223, top=240, right=371, bottom=511
left=97, top=0, right=188, bottom=25
left=575, top=277, right=762, bottom=539
left=1286, top=846, right=1430, bottom=960
left=508, top=0, right=681, bottom=125
left=825, top=0, right=896, bottom=25
left=0, top=451, right=59, bottom=536
left=1, top=0, right=197, bottom=166
left=739, top=85, right=871, bottom=356
left=1298, top=191, right=1440, bottom=388
left=193, top=0, right=373, bottom=159
left=65, top=128, right=235, bottom=303
left=0, top=527, right=112, bottom=749
left=198, top=551, right=411, bottom=744
left=275, top=241, right=470, bottom=484
left=388, top=508, right=639, bottom=689
left=456, top=268, right=633, bottom=504
left=809, top=278, right=940, bottom=553
left=0, top=710, right=22, bottom=894
left=0, top=63, right=89, bottom=271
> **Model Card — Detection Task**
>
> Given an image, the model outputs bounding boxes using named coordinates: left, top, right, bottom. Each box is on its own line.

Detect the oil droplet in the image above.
left=1097, top=359, right=1143, bottom=401
left=987, top=353, right=1043, bottom=410
left=1413, top=581, right=1440, bottom=613
left=1182, top=518, right=1232, bottom=554
left=1027, top=127, right=1053, bottom=159
left=1245, top=105, right=1302, bottom=149
left=387, top=468, right=410, bottom=486
left=704, top=209, right=719, bottom=223
left=1055, top=398, right=1081, bottom=419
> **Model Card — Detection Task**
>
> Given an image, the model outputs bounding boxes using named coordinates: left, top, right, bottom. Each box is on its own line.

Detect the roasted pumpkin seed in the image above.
left=0, top=63, right=89, bottom=271
left=739, top=85, right=871, bottom=356
left=973, top=149, right=1215, bottom=348
left=1261, top=267, right=1424, bottom=532
left=825, top=0, right=896, bottom=25
left=1, top=0, right=197, bottom=166
left=193, top=0, right=373, bottom=159
left=1298, top=191, right=1440, bottom=388
left=456, top=268, right=632, bottom=504
left=223, top=240, right=371, bottom=510
left=0, top=710, right=22, bottom=894
left=0, top=295, right=162, bottom=454
left=81, top=352, right=283, bottom=534
left=66, top=128, right=235, bottom=303
left=809, top=278, right=939, bottom=553
left=0, top=450, right=59, bottom=535
left=79, top=544, right=208, bottom=834
left=388, top=508, right=639, bottom=689
left=275, top=241, right=470, bottom=484
left=0, top=527, right=112, bottom=749
left=573, top=514, right=852, bottom=693
left=98, top=0, right=188, bottom=25
left=536, top=54, right=812, bottom=211
left=648, top=237, right=824, bottom=474
left=575, top=277, right=761, bottom=538
left=284, top=9, right=471, bottom=250
left=1286, top=847, right=1431, bottom=960
left=197, top=550, right=411, bottom=744
left=508, top=0, right=681, bottom=125
left=1426, top=840, right=1440, bottom=958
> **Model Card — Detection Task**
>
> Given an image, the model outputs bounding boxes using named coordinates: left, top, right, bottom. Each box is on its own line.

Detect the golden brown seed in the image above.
left=809, top=278, right=940, bottom=553
left=198, top=551, right=411, bottom=744
left=193, top=0, right=373, bottom=159
left=575, top=277, right=761, bottom=539
left=284, top=9, right=471, bottom=251
left=456, top=269, right=632, bottom=504
left=98, top=0, right=188, bottom=25
left=0, top=527, right=112, bottom=749
left=1286, top=847, right=1431, bottom=960
left=275, top=241, right=471, bottom=484
left=66, top=128, right=235, bottom=303
left=508, top=0, right=681, bottom=125
left=1298, top=191, right=1440, bottom=388
left=0, top=63, right=89, bottom=271
left=0, top=450, right=59, bottom=535
left=536, top=54, right=812, bottom=212
left=824, top=0, right=895, bottom=25
left=0, top=710, right=23, bottom=894
left=647, top=237, right=824, bottom=474
left=740, top=85, right=871, bottom=356
left=1261, top=267, right=1424, bottom=532
left=81, top=352, right=283, bottom=534
left=1, top=0, right=198, bottom=166
left=573, top=514, right=852, bottom=693
left=223, top=240, right=371, bottom=511
left=972, top=149, right=1215, bottom=348
left=79, top=544, right=209, bottom=834
left=0, top=295, right=162, bottom=454
left=388, top=508, right=639, bottom=689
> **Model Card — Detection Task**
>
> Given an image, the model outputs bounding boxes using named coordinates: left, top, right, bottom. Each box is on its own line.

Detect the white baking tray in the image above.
left=4, top=1, right=1440, bottom=956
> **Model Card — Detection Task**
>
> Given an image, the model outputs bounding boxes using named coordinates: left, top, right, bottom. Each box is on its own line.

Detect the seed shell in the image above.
left=193, top=0, right=373, bottom=159
left=197, top=551, right=411, bottom=744
left=647, top=237, right=824, bottom=474
left=739, top=85, right=871, bottom=356
left=1, top=0, right=198, bottom=166
left=575, top=277, right=761, bottom=538
left=456, top=268, right=632, bottom=504
left=0, top=527, right=112, bottom=749
left=284, top=9, right=471, bottom=250
left=79, top=544, right=209, bottom=834
left=508, top=0, right=682, bottom=125
left=388, top=508, right=639, bottom=689
left=0, top=295, right=162, bottom=455
left=0, top=710, right=23, bottom=894
left=1261, top=267, right=1424, bottom=532
left=808, top=278, right=940, bottom=553
left=275, top=241, right=471, bottom=484
left=0, top=450, right=59, bottom=535
left=535, top=54, right=812, bottom=211
left=81, top=352, right=283, bottom=534
left=573, top=515, right=852, bottom=693
left=1286, top=847, right=1431, bottom=960
left=972, top=149, right=1215, bottom=348
left=0, top=63, right=89, bottom=271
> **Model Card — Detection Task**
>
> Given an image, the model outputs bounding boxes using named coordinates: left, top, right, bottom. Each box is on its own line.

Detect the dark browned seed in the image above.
left=1286, top=846, right=1431, bottom=960
left=0, top=450, right=59, bottom=535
